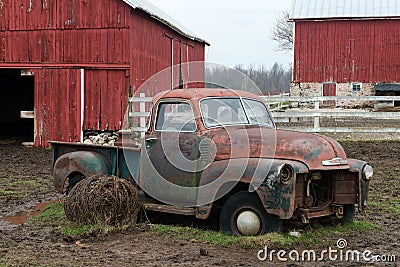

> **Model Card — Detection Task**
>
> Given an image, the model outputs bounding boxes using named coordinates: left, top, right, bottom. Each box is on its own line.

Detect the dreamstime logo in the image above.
left=257, top=238, right=397, bottom=263
left=122, top=62, right=277, bottom=207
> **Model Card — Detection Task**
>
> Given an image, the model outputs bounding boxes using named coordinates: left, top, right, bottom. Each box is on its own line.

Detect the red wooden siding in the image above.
left=0, top=0, right=130, bottom=31
left=34, top=68, right=81, bottom=146
left=84, top=69, right=129, bottom=131
left=0, top=29, right=130, bottom=64
left=130, top=11, right=205, bottom=95
left=293, top=19, right=400, bottom=83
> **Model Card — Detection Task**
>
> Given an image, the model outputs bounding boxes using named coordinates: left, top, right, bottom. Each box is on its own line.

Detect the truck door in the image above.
left=141, top=100, right=200, bottom=206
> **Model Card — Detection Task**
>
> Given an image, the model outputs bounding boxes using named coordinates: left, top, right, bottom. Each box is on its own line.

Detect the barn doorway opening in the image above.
left=322, top=83, right=337, bottom=107
left=0, top=69, right=34, bottom=141
left=375, top=83, right=400, bottom=107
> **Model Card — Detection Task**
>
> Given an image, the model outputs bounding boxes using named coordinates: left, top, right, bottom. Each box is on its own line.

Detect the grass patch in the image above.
left=28, top=202, right=132, bottom=237
left=29, top=202, right=66, bottom=226
left=0, top=189, right=17, bottom=196
left=8, top=178, right=45, bottom=189
left=152, top=220, right=379, bottom=249
left=0, top=258, right=10, bottom=267
left=368, top=199, right=400, bottom=215
left=28, top=202, right=100, bottom=236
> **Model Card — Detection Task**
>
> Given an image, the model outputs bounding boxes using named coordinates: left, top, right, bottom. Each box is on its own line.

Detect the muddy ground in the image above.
left=0, top=138, right=399, bottom=266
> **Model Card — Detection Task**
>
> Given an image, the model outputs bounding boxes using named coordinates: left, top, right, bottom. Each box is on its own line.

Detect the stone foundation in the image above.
left=290, top=82, right=375, bottom=108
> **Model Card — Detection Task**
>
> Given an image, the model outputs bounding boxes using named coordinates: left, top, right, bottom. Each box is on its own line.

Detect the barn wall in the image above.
left=0, top=0, right=130, bottom=31
left=293, top=19, right=400, bottom=83
left=83, top=69, right=129, bottom=131
left=0, top=0, right=131, bottom=63
left=130, top=10, right=205, bottom=96
left=34, top=68, right=81, bottom=146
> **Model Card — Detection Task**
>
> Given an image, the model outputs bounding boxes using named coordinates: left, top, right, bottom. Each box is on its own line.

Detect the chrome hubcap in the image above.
left=236, top=210, right=261, bottom=236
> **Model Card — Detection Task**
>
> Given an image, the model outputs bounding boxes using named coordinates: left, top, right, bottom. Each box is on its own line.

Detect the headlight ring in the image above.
left=362, top=164, right=373, bottom=181
left=278, top=164, right=294, bottom=184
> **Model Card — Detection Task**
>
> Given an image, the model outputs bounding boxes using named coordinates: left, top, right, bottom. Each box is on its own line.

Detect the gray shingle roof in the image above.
left=290, top=0, right=400, bottom=20
left=123, top=0, right=209, bottom=45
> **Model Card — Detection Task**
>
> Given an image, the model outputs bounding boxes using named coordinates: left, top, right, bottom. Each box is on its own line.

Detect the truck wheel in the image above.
left=66, top=173, right=85, bottom=194
left=219, top=191, right=282, bottom=236
left=343, top=204, right=355, bottom=224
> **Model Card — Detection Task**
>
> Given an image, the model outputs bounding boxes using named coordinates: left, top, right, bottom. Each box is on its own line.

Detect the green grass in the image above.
left=0, top=258, right=10, bottom=267
left=8, top=178, right=45, bottom=189
left=28, top=203, right=100, bottom=236
left=28, top=203, right=128, bottom=237
left=60, top=224, right=100, bottom=236
left=368, top=199, right=400, bottom=215
left=0, top=189, right=17, bottom=196
left=29, top=202, right=66, bottom=226
left=151, top=220, right=378, bottom=249
left=29, top=203, right=379, bottom=249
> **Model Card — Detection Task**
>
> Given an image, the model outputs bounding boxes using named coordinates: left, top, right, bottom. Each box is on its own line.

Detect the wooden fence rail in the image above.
left=263, top=95, right=400, bottom=133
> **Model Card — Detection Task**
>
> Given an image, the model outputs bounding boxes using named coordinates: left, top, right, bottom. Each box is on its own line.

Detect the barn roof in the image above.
left=123, top=0, right=209, bottom=45
left=290, top=0, right=400, bottom=20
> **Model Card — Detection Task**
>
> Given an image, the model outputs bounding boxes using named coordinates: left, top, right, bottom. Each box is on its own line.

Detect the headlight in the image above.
left=278, top=164, right=294, bottom=184
left=363, top=164, right=373, bottom=181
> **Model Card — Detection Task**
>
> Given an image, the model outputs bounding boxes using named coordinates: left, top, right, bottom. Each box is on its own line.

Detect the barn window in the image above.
left=352, top=82, right=362, bottom=92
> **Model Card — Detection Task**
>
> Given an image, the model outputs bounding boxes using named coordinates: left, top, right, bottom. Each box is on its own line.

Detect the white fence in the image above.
left=129, top=94, right=400, bottom=134
left=263, top=95, right=400, bottom=133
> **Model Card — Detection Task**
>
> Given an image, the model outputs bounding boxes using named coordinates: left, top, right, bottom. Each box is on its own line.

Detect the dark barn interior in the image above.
left=375, top=83, right=400, bottom=107
left=0, top=69, right=34, bottom=140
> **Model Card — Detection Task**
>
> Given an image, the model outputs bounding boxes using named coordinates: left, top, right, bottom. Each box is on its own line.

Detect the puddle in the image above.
left=0, top=197, right=63, bottom=229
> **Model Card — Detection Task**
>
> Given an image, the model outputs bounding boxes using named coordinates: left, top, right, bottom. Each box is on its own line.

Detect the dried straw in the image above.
left=64, top=175, right=140, bottom=225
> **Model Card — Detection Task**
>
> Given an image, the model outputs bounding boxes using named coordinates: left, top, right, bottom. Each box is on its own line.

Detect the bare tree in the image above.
left=271, top=11, right=294, bottom=52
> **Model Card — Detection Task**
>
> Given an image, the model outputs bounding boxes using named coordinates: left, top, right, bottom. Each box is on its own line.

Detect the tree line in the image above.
left=205, top=63, right=292, bottom=95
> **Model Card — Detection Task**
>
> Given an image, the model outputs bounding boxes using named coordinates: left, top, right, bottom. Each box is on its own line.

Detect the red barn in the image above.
left=0, top=0, right=208, bottom=146
left=290, top=0, right=400, bottom=106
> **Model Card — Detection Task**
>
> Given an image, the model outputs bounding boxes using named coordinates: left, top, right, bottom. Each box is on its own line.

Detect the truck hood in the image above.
left=207, top=126, right=347, bottom=170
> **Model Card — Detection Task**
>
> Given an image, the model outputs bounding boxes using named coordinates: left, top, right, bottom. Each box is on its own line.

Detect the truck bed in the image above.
left=50, top=141, right=141, bottom=185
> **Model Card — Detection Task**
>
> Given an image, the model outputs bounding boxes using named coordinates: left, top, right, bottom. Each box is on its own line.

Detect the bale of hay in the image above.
left=64, top=175, right=140, bottom=226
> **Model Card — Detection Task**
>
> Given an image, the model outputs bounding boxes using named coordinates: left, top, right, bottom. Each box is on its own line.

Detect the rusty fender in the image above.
left=348, top=158, right=369, bottom=211
left=196, top=158, right=308, bottom=219
left=53, top=151, right=113, bottom=193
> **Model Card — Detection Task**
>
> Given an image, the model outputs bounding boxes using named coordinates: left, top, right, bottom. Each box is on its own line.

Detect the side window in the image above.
left=155, top=102, right=196, bottom=132
left=352, top=82, right=362, bottom=92
left=242, top=99, right=274, bottom=127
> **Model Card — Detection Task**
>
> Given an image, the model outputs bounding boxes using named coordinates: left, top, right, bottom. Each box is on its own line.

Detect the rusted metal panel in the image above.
left=143, top=203, right=196, bottom=216
left=294, top=19, right=400, bottom=83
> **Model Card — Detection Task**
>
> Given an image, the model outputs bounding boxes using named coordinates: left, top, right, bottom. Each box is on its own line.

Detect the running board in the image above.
left=143, top=203, right=196, bottom=216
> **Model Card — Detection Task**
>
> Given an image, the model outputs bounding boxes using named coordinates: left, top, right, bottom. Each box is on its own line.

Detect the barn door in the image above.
left=83, top=69, right=129, bottom=131
left=322, top=83, right=336, bottom=106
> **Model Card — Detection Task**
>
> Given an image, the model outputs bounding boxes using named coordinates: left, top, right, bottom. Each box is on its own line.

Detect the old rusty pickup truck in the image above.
left=51, top=88, right=373, bottom=236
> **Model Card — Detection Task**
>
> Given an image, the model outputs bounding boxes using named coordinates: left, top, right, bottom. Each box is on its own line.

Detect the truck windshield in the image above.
left=200, top=98, right=274, bottom=128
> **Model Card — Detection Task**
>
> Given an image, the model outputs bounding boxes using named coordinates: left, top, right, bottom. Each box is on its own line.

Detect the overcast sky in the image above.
left=149, top=0, right=293, bottom=68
